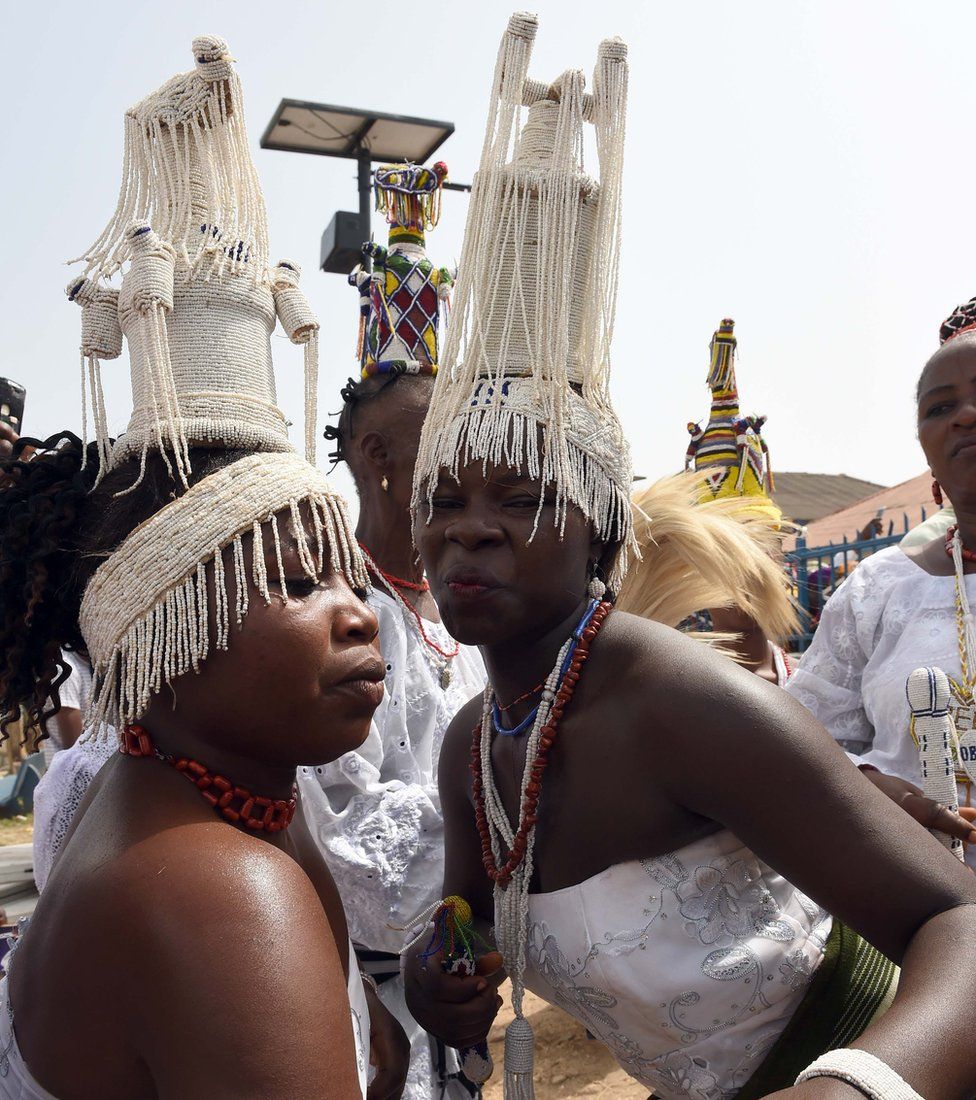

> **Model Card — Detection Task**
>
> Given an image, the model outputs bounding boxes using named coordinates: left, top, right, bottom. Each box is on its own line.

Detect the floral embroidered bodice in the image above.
left=519, top=829, right=831, bottom=1099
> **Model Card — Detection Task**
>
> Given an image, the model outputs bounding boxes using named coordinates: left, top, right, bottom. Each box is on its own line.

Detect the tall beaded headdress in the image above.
left=684, top=319, right=779, bottom=521
left=67, top=37, right=365, bottom=735
left=350, top=161, right=454, bottom=378
left=66, top=35, right=322, bottom=482
left=412, top=13, right=636, bottom=591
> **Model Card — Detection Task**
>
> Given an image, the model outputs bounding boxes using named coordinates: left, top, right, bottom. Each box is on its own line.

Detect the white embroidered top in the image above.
left=299, top=589, right=485, bottom=952
left=521, top=829, right=831, bottom=1100
left=786, top=546, right=976, bottom=779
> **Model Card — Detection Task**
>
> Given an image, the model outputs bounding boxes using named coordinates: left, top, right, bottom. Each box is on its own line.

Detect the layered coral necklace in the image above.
left=471, top=598, right=612, bottom=1095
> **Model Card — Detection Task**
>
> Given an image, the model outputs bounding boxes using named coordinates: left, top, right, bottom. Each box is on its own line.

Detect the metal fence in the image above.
left=785, top=511, right=929, bottom=652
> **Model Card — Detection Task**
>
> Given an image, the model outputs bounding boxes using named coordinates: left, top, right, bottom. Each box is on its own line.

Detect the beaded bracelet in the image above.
left=796, top=1049, right=922, bottom=1099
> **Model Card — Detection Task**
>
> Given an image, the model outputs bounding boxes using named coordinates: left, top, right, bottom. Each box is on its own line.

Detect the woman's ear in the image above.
left=359, top=429, right=391, bottom=476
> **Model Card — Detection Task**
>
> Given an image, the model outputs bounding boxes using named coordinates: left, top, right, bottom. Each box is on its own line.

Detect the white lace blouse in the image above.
left=299, top=589, right=485, bottom=953
left=786, top=546, right=976, bottom=778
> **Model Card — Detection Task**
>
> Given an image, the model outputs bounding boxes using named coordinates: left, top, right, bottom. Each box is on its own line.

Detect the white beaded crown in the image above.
left=413, top=13, right=636, bottom=590
left=66, top=35, right=321, bottom=484
left=66, top=38, right=363, bottom=734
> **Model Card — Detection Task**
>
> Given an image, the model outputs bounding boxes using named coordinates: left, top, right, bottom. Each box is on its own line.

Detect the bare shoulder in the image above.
left=100, top=824, right=359, bottom=1096
left=590, top=609, right=806, bottom=760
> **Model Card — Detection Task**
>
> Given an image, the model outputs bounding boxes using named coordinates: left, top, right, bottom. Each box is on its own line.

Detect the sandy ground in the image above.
left=483, top=984, right=649, bottom=1099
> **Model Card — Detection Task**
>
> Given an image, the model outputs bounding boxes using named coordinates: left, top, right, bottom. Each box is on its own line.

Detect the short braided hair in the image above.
left=322, top=368, right=409, bottom=467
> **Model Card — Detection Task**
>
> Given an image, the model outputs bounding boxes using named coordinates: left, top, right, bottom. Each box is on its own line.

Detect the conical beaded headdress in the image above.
left=67, top=35, right=321, bottom=483
left=412, top=13, right=636, bottom=590
left=685, top=319, right=779, bottom=521
left=69, top=37, right=364, bottom=734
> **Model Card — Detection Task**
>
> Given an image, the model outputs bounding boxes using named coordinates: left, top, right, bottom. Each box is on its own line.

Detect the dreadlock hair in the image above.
left=940, top=297, right=976, bottom=346
left=0, top=433, right=250, bottom=741
left=322, top=368, right=408, bottom=469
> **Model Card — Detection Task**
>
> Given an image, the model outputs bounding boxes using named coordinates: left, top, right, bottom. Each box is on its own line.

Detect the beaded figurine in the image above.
left=907, top=667, right=965, bottom=861
left=685, top=319, right=778, bottom=521
left=350, top=161, right=454, bottom=378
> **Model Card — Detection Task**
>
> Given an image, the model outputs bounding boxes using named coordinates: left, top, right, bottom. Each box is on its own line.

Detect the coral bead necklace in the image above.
left=120, top=724, right=297, bottom=832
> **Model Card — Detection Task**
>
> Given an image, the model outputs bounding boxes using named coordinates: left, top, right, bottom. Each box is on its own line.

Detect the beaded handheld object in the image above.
left=350, top=162, right=454, bottom=378
left=412, top=13, right=636, bottom=593
left=405, top=895, right=499, bottom=1084
left=907, top=667, right=965, bottom=860
left=472, top=599, right=612, bottom=1099
left=685, top=319, right=778, bottom=522
left=67, top=36, right=322, bottom=479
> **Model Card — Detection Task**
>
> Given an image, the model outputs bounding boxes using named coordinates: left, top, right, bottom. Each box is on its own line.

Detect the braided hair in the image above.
left=322, top=368, right=409, bottom=468
left=940, top=297, right=976, bottom=345
left=0, top=434, right=249, bottom=740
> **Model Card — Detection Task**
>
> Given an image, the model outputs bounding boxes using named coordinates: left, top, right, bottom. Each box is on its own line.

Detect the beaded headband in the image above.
left=413, top=13, right=636, bottom=590
left=79, top=451, right=366, bottom=734
left=66, top=36, right=321, bottom=484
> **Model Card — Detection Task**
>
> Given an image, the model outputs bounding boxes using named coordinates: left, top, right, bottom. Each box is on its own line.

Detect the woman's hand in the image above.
left=860, top=766, right=976, bottom=844
left=403, top=945, right=504, bottom=1050
left=363, top=981, right=410, bottom=1100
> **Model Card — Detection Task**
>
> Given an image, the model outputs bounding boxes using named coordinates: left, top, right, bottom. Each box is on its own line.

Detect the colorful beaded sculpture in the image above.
left=350, top=161, right=454, bottom=378
left=685, top=319, right=778, bottom=519
left=416, top=895, right=499, bottom=1085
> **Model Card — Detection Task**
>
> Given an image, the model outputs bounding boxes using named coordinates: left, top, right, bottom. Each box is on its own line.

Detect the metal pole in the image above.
left=357, top=146, right=372, bottom=272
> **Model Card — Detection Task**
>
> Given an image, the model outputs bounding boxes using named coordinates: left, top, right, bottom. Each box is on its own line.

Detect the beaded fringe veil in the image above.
left=79, top=452, right=366, bottom=735
left=413, top=13, right=636, bottom=592
left=66, top=36, right=321, bottom=482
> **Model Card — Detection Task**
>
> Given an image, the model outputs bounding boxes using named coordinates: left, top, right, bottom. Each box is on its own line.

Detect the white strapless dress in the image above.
left=0, top=935, right=371, bottom=1098
left=519, top=829, right=832, bottom=1100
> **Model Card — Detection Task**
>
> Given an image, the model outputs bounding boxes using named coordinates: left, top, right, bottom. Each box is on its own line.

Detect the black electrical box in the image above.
left=321, top=211, right=365, bottom=274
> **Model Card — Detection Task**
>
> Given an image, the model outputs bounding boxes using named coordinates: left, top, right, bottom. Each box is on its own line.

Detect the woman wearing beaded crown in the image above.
left=298, top=162, right=485, bottom=1100
left=0, top=38, right=411, bottom=1099
left=787, top=297, right=976, bottom=869
left=402, top=15, right=976, bottom=1100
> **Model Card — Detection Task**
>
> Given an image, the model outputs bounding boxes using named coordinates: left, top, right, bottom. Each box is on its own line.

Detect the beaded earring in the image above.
left=933, top=479, right=943, bottom=506
left=381, top=475, right=390, bottom=493
left=587, top=565, right=606, bottom=600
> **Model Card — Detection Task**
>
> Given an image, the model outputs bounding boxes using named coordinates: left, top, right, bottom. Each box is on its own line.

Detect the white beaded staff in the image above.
left=79, top=451, right=366, bottom=736
left=412, top=13, right=637, bottom=593
left=65, top=36, right=322, bottom=483
left=907, top=666, right=965, bottom=861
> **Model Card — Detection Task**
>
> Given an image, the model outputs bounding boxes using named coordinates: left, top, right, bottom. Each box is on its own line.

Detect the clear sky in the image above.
left=3, top=0, right=974, bottom=511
